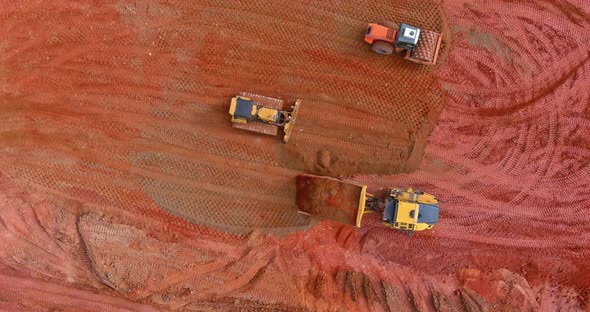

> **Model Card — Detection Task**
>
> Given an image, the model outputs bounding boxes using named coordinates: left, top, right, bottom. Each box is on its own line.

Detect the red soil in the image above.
left=1, top=0, right=589, bottom=311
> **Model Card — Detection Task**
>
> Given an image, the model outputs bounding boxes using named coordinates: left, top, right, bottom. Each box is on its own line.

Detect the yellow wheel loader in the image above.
left=296, top=175, right=440, bottom=236
left=229, top=92, right=301, bottom=143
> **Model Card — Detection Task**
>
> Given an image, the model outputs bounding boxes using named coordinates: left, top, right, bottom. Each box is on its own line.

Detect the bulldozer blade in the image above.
left=283, top=99, right=301, bottom=143
left=295, top=174, right=367, bottom=227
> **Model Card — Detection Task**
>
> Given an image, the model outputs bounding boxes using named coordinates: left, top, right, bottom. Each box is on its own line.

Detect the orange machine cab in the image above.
left=364, top=23, right=396, bottom=45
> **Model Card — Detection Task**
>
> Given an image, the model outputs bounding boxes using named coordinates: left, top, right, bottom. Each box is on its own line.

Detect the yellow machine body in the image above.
left=385, top=201, right=431, bottom=231
left=229, top=95, right=280, bottom=124
left=228, top=94, right=301, bottom=143
left=379, top=188, right=439, bottom=234
left=257, top=106, right=281, bottom=123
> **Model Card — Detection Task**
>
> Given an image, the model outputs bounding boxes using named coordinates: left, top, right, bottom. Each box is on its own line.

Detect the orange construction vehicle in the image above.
left=364, top=22, right=443, bottom=65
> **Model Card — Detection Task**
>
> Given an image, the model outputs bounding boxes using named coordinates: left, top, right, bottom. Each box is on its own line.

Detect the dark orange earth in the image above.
left=0, top=0, right=589, bottom=311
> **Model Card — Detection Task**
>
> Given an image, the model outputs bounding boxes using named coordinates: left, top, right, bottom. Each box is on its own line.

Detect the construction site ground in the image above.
left=0, top=0, right=589, bottom=311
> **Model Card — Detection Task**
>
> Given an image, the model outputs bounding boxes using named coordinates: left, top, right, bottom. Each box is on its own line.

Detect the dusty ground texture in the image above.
left=1, top=0, right=590, bottom=311
left=0, top=0, right=447, bottom=235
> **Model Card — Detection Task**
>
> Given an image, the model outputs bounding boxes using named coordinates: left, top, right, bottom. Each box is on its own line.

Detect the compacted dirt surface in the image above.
left=1, top=0, right=589, bottom=311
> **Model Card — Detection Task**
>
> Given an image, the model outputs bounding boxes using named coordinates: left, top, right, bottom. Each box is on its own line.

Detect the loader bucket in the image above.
left=283, top=99, right=301, bottom=143
left=295, top=174, right=367, bottom=227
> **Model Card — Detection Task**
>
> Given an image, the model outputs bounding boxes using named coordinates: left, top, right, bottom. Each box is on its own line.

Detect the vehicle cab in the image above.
left=382, top=188, right=440, bottom=235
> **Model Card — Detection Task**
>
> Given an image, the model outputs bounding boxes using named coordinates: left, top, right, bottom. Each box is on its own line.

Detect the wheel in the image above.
left=371, top=41, right=394, bottom=55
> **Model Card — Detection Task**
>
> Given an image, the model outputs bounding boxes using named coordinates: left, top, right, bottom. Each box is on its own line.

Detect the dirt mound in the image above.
left=295, top=175, right=365, bottom=226
left=458, top=268, right=538, bottom=311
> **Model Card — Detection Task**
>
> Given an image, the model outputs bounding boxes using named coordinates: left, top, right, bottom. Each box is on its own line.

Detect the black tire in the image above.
left=371, top=41, right=394, bottom=55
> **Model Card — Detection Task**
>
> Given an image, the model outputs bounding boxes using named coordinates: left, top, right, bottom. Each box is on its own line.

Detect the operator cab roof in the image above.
left=395, top=23, right=420, bottom=50
left=234, top=97, right=254, bottom=119
left=415, top=203, right=439, bottom=225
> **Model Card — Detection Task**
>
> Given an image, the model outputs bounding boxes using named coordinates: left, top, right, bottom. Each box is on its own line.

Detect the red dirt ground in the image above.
left=1, top=0, right=590, bottom=311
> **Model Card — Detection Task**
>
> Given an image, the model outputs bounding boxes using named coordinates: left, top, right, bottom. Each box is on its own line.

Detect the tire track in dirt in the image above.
left=0, top=274, right=159, bottom=311
left=354, top=3, right=590, bottom=308
left=1, top=0, right=589, bottom=310
left=77, top=213, right=306, bottom=310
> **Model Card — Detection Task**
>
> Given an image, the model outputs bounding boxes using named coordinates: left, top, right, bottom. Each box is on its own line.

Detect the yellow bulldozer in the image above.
left=295, top=174, right=440, bottom=236
left=228, top=92, right=301, bottom=143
